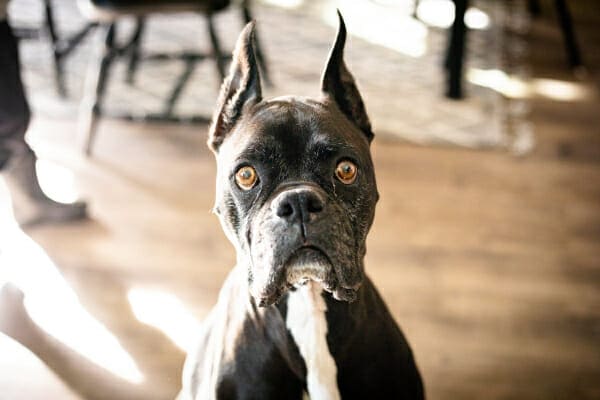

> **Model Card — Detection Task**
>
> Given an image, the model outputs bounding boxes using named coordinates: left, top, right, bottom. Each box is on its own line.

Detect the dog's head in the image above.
left=208, top=13, right=378, bottom=307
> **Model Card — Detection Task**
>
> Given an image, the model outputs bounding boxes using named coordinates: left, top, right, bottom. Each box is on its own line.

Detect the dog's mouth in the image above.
left=253, top=245, right=360, bottom=307
left=284, top=245, right=332, bottom=287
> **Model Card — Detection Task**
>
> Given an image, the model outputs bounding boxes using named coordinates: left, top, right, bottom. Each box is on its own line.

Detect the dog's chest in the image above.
left=286, top=283, right=340, bottom=400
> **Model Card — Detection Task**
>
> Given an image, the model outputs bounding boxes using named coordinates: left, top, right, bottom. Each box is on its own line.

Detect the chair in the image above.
left=528, top=0, right=582, bottom=69
left=414, top=0, right=583, bottom=99
left=74, top=0, right=269, bottom=155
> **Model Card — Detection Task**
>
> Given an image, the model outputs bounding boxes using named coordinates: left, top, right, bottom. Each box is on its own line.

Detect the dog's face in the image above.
left=209, top=15, right=378, bottom=307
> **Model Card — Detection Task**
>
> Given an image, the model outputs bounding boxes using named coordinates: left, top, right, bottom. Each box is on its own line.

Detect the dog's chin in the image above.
left=285, top=246, right=331, bottom=286
left=253, top=246, right=360, bottom=307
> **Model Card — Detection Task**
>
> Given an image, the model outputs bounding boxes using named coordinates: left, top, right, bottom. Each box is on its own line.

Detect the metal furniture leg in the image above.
left=554, top=0, right=582, bottom=69
left=163, top=56, right=197, bottom=116
left=43, top=0, right=67, bottom=97
left=44, top=0, right=98, bottom=98
left=412, top=0, right=420, bottom=19
left=527, top=0, right=541, bottom=17
left=241, top=0, right=271, bottom=86
left=206, top=14, right=226, bottom=81
left=125, top=17, right=146, bottom=84
left=79, top=23, right=116, bottom=156
left=445, top=0, right=468, bottom=99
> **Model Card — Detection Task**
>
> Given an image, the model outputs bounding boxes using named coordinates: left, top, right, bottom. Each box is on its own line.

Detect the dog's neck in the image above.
left=286, top=282, right=341, bottom=400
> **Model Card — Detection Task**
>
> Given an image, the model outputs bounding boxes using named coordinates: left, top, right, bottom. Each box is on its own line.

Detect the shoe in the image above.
left=2, top=149, right=88, bottom=227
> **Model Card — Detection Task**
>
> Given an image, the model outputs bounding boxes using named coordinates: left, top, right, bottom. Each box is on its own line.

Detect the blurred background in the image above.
left=0, top=0, right=598, bottom=399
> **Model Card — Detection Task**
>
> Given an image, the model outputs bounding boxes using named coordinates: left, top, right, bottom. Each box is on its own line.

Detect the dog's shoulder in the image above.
left=180, top=265, right=247, bottom=399
left=181, top=266, right=305, bottom=400
left=325, top=276, right=425, bottom=399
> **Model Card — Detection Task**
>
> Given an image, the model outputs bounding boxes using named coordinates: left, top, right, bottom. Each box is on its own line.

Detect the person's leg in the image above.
left=0, top=18, right=31, bottom=166
left=0, top=19, right=86, bottom=226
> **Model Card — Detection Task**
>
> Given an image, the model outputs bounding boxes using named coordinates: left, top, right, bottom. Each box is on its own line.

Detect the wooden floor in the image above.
left=1, top=4, right=599, bottom=400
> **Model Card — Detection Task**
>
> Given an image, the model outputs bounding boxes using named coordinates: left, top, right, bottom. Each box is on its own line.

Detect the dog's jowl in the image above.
left=180, top=13, right=424, bottom=400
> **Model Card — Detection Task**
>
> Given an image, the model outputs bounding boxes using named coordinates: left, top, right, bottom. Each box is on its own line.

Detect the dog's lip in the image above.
left=291, top=244, right=331, bottom=262
left=256, top=244, right=362, bottom=307
left=284, top=244, right=341, bottom=291
left=287, top=245, right=335, bottom=275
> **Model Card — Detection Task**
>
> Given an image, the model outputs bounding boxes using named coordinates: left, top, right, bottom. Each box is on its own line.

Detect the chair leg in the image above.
left=241, top=0, right=271, bottom=86
left=44, top=0, right=67, bottom=97
left=554, top=0, right=582, bottom=69
left=79, top=23, right=116, bottom=156
left=445, top=0, right=468, bottom=99
left=126, top=17, right=146, bottom=84
left=206, top=14, right=226, bottom=81
left=412, top=0, right=420, bottom=19
left=163, top=58, right=197, bottom=116
left=527, top=0, right=542, bottom=18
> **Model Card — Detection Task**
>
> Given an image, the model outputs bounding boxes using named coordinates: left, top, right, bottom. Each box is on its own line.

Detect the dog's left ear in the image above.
left=321, top=11, right=373, bottom=142
left=209, top=22, right=262, bottom=152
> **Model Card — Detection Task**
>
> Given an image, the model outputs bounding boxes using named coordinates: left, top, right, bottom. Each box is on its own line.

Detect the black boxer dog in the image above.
left=180, top=13, right=424, bottom=400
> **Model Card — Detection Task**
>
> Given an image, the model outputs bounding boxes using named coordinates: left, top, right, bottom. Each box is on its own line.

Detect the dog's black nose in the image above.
left=274, top=189, right=325, bottom=223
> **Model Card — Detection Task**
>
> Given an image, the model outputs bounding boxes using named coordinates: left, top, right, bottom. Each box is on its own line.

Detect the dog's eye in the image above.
left=335, top=160, right=358, bottom=184
left=235, top=166, right=258, bottom=190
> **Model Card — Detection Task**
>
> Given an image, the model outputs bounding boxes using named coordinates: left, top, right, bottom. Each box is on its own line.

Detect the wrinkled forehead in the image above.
left=218, top=97, right=369, bottom=165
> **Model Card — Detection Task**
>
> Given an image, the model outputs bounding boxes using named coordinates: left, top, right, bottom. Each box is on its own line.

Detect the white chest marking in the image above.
left=286, top=282, right=341, bottom=400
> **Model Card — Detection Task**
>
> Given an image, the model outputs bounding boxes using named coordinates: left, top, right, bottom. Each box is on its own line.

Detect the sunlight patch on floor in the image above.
left=416, top=0, right=490, bottom=30
left=128, top=287, right=202, bottom=352
left=467, top=68, right=595, bottom=101
left=0, top=184, right=144, bottom=384
left=321, top=1, right=428, bottom=58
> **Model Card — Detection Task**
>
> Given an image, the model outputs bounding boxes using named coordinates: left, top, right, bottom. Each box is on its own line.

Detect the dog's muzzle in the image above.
left=248, top=184, right=362, bottom=306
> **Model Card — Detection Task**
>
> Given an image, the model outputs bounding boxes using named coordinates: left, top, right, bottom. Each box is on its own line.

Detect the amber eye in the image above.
left=235, top=166, right=258, bottom=190
left=335, top=160, right=358, bottom=184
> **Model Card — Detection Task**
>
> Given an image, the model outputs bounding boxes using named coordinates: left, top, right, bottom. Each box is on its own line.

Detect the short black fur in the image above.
left=180, top=14, right=424, bottom=400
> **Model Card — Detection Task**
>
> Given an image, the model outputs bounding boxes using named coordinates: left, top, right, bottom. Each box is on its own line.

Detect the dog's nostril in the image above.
left=277, top=202, right=294, bottom=218
left=275, top=190, right=325, bottom=221
left=307, top=197, right=324, bottom=213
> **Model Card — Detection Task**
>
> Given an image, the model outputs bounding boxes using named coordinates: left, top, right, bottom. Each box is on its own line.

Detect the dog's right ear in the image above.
left=208, top=22, right=262, bottom=152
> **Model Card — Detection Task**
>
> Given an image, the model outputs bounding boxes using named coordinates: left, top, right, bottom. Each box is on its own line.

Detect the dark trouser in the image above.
left=0, top=19, right=32, bottom=170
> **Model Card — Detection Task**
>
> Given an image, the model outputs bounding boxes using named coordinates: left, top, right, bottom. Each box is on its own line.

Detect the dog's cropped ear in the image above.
left=208, top=22, right=262, bottom=152
left=321, top=11, right=373, bottom=142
